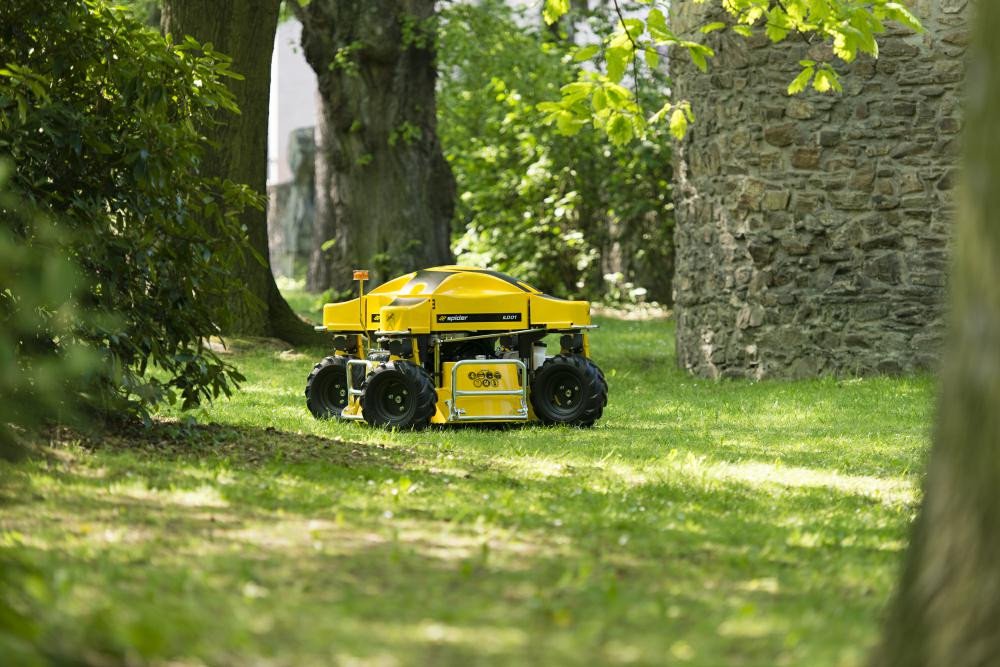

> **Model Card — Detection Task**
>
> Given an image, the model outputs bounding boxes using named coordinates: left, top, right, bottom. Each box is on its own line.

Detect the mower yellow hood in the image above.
left=321, top=265, right=591, bottom=333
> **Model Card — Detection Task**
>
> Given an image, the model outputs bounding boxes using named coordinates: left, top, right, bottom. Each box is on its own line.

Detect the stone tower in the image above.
left=669, top=1, right=969, bottom=379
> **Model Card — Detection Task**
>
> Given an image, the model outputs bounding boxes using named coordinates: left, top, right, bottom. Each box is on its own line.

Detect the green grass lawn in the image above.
left=0, top=314, right=934, bottom=666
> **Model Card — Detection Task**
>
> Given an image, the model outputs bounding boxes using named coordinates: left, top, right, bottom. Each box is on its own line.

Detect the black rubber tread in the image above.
left=305, top=355, right=358, bottom=420
left=360, top=360, right=437, bottom=429
left=530, top=355, right=608, bottom=427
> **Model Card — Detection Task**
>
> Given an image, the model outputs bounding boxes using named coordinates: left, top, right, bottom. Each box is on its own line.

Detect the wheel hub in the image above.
left=554, top=380, right=581, bottom=408
left=382, top=381, right=410, bottom=414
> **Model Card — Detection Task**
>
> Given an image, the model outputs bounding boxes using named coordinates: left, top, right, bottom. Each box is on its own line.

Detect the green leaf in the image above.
left=592, top=88, right=608, bottom=113
left=688, top=46, right=708, bottom=73
left=644, top=47, right=660, bottom=69
left=804, top=0, right=827, bottom=21
left=543, top=0, right=570, bottom=26
left=15, top=94, right=27, bottom=123
left=701, top=22, right=726, bottom=34
left=621, top=18, right=645, bottom=41
left=765, top=8, right=790, bottom=42
left=606, top=46, right=630, bottom=83
left=609, top=30, right=633, bottom=50
left=603, top=83, right=633, bottom=105
left=765, top=23, right=788, bottom=43
left=832, top=29, right=857, bottom=62
left=787, top=66, right=815, bottom=95
left=852, top=16, right=879, bottom=57
left=561, top=81, right=594, bottom=105
left=883, top=2, right=924, bottom=33
left=556, top=110, right=586, bottom=136
left=668, top=108, right=688, bottom=140
left=648, top=101, right=671, bottom=125
left=813, top=67, right=843, bottom=93
left=607, top=112, right=633, bottom=146
left=732, top=25, right=753, bottom=38
left=574, top=44, right=600, bottom=62
left=813, top=72, right=832, bottom=93
left=646, top=8, right=667, bottom=32
left=646, top=8, right=674, bottom=42
left=741, top=6, right=765, bottom=25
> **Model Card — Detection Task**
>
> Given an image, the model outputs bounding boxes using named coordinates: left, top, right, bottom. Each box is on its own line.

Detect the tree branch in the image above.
left=612, top=0, right=644, bottom=111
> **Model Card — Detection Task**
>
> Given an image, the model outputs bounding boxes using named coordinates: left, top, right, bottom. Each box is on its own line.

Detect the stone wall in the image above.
left=669, top=1, right=969, bottom=379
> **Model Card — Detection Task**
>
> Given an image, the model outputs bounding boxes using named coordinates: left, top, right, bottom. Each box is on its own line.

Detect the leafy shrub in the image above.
left=0, top=0, right=258, bottom=420
left=438, top=0, right=673, bottom=303
left=0, top=166, right=96, bottom=459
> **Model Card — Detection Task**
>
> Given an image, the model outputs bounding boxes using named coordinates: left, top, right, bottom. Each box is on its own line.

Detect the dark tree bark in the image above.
left=872, top=3, right=1000, bottom=665
left=294, top=0, right=455, bottom=293
left=161, top=0, right=320, bottom=345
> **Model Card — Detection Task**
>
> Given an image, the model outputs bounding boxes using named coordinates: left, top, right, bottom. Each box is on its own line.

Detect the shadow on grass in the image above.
left=0, top=418, right=909, bottom=665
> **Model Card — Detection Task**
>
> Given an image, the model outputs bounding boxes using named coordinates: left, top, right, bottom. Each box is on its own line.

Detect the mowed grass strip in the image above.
left=0, top=316, right=934, bottom=666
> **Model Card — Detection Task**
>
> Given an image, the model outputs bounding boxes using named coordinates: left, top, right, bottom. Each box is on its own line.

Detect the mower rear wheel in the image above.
left=360, top=361, right=437, bottom=429
left=530, top=355, right=608, bottom=427
left=305, top=355, right=358, bottom=420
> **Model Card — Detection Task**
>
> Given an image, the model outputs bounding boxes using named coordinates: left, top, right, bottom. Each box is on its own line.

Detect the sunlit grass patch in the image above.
left=0, top=315, right=934, bottom=666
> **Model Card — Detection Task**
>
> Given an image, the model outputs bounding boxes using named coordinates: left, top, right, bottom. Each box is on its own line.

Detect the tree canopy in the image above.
left=439, top=0, right=673, bottom=302
left=540, top=0, right=923, bottom=144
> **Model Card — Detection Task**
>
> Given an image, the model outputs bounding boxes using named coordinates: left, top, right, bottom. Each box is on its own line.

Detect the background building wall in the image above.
left=669, top=0, right=969, bottom=379
left=268, top=18, right=317, bottom=186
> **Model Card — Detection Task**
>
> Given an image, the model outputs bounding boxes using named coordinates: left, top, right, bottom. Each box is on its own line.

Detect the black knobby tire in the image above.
left=360, top=361, right=437, bottom=429
left=530, top=355, right=608, bottom=427
left=305, top=355, right=359, bottom=420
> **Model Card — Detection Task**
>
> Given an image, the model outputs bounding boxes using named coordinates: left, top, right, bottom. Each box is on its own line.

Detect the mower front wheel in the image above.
left=360, top=361, right=437, bottom=429
left=530, top=355, right=608, bottom=427
left=305, top=355, right=356, bottom=420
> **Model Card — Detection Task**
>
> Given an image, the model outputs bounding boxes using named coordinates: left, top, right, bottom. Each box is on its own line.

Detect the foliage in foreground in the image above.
left=438, top=1, right=673, bottom=303
left=0, top=0, right=255, bottom=419
left=0, top=168, right=95, bottom=460
left=0, top=317, right=933, bottom=665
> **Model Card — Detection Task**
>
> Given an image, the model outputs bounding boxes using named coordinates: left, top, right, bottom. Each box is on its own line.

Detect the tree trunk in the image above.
left=161, top=0, right=320, bottom=345
left=295, top=0, right=455, bottom=294
left=872, top=3, right=1000, bottom=665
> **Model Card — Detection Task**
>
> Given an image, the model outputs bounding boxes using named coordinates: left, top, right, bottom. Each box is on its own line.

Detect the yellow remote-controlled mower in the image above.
left=304, top=266, right=608, bottom=428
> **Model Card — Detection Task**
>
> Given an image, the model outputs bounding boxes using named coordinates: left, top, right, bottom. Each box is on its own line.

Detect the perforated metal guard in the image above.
left=449, top=359, right=528, bottom=422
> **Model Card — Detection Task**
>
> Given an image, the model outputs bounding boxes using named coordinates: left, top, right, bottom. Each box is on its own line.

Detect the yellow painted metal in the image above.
left=341, top=399, right=363, bottom=420
left=321, top=265, right=591, bottom=333
left=322, top=298, right=364, bottom=332
left=430, top=389, right=448, bottom=424
left=431, top=361, right=526, bottom=424
left=321, top=266, right=596, bottom=425
left=339, top=358, right=375, bottom=421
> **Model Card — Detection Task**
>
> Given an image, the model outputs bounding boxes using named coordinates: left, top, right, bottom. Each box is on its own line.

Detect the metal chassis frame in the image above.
left=332, top=324, right=600, bottom=423
left=341, top=358, right=371, bottom=421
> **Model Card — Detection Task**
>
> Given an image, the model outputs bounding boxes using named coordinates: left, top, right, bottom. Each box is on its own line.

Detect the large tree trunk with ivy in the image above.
left=871, top=3, right=1000, bottom=665
left=161, top=0, right=319, bottom=344
left=294, top=0, right=455, bottom=294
